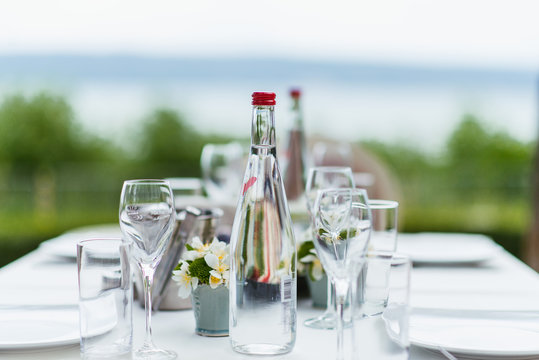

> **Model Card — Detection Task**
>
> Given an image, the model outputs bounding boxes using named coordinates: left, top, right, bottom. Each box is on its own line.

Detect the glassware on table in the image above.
left=303, top=166, right=355, bottom=330
left=77, top=238, right=132, bottom=360
left=200, top=142, right=244, bottom=204
left=312, top=188, right=371, bottom=360
left=305, top=167, right=355, bottom=209
left=119, top=179, right=176, bottom=360
left=369, top=200, right=399, bottom=254
left=355, top=253, right=411, bottom=360
left=229, top=92, right=297, bottom=355
left=358, top=200, right=398, bottom=316
left=359, top=251, right=394, bottom=317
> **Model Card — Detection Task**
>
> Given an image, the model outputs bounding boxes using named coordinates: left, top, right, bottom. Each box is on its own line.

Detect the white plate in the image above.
left=397, top=233, right=500, bottom=264
left=410, top=308, right=539, bottom=359
left=0, top=308, right=80, bottom=351
left=39, top=224, right=122, bottom=260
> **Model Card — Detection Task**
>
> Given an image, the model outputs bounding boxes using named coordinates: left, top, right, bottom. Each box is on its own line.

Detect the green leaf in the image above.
left=188, top=257, right=212, bottom=285
left=298, top=240, right=315, bottom=260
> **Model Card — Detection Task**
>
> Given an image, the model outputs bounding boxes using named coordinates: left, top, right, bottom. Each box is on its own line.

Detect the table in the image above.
left=1, top=230, right=539, bottom=359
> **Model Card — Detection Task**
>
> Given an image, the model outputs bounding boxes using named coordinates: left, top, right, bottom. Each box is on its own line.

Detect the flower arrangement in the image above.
left=172, top=237, right=230, bottom=298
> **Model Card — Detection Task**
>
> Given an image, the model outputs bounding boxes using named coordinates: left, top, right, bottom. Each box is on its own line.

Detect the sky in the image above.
left=0, top=0, right=538, bottom=152
left=1, top=0, right=539, bottom=70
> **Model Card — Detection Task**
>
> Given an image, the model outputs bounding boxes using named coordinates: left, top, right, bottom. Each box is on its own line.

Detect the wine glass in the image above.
left=304, top=166, right=355, bottom=329
left=312, top=188, right=371, bottom=360
left=200, top=142, right=244, bottom=204
left=119, top=179, right=177, bottom=360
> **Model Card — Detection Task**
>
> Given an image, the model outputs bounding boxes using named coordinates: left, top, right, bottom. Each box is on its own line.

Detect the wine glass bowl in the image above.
left=305, top=167, right=355, bottom=213
left=313, top=189, right=371, bottom=280
left=121, top=202, right=175, bottom=264
left=119, top=179, right=177, bottom=360
left=317, top=192, right=350, bottom=240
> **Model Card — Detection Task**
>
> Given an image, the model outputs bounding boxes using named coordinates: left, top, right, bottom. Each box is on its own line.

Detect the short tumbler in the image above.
left=369, top=199, right=398, bottom=253
left=77, top=238, right=133, bottom=359
left=359, top=251, right=394, bottom=316
left=355, top=253, right=411, bottom=359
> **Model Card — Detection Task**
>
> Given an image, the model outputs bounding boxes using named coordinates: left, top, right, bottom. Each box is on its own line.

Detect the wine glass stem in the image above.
left=334, top=278, right=349, bottom=360
left=141, top=264, right=156, bottom=349
left=327, top=275, right=335, bottom=315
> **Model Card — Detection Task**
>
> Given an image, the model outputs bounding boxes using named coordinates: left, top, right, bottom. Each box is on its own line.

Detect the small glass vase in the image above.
left=306, top=273, right=328, bottom=308
left=191, top=284, right=229, bottom=337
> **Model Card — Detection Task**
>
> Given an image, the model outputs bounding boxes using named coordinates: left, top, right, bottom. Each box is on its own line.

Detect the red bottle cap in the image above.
left=252, top=92, right=276, bottom=106
left=290, top=88, right=301, bottom=99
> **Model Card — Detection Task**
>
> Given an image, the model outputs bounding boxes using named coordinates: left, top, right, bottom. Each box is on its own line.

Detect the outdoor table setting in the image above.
left=1, top=91, right=539, bottom=360
left=1, top=223, right=539, bottom=359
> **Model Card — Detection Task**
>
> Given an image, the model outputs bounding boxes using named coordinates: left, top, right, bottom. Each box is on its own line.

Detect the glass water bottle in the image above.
left=283, top=88, right=308, bottom=202
left=229, top=92, right=297, bottom=355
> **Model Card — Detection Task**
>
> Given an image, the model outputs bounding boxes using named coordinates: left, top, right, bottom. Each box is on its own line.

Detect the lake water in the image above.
left=0, top=56, right=536, bottom=152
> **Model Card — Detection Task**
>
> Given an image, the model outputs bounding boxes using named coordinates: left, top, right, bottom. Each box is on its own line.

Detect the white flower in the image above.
left=172, top=261, right=198, bottom=298
left=183, top=236, right=210, bottom=261
left=300, top=249, right=324, bottom=281
left=175, top=238, right=231, bottom=292
left=208, top=237, right=228, bottom=263
left=205, top=252, right=230, bottom=289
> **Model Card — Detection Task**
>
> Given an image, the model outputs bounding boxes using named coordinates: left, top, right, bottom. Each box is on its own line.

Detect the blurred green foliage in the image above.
left=0, top=93, right=115, bottom=168
left=137, top=109, right=206, bottom=177
left=362, top=114, right=534, bottom=257
left=0, top=92, right=534, bottom=266
left=445, top=115, right=533, bottom=199
left=0, top=92, right=232, bottom=266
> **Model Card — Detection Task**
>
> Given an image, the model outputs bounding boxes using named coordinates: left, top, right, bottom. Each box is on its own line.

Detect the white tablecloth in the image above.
left=1, top=231, right=539, bottom=360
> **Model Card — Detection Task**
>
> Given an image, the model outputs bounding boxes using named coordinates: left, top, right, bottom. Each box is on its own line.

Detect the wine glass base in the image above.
left=304, top=312, right=336, bottom=329
left=134, top=347, right=177, bottom=360
left=304, top=311, right=354, bottom=330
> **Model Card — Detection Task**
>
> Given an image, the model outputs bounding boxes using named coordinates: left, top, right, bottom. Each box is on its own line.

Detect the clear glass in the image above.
left=200, top=142, right=244, bottom=204
left=119, top=179, right=176, bottom=360
left=312, top=188, right=371, bottom=360
left=355, top=253, right=411, bottom=360
left=359, top=200, right=399, bottom=316
left=359, top=251, right=393, bottom=317
left=369, top=199, right=399, bottom=253
left=229, top=103, right=297, bottom=355
left=304, top=166, right=355, bottom=329
left=77, top=238, right=132, bottom=360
